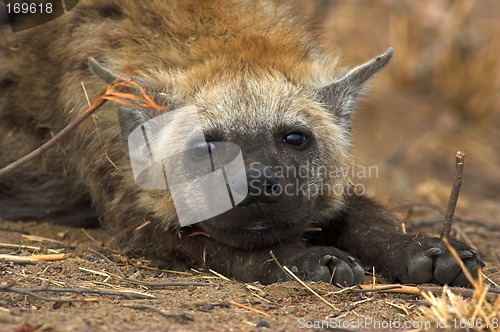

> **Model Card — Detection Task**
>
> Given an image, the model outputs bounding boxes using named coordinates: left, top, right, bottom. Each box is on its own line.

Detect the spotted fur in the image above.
left=0, top=0, right=481, bottom=285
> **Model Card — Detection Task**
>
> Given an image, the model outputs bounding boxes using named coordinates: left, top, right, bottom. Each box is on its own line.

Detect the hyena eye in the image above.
left=191, top=140, right=215, bottom=160
left=284, top=132, right=308, bottom=148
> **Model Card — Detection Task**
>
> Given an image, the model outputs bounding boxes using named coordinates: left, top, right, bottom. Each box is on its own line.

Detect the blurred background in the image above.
left=301, top=0, right=499, bottom=219
left=300, top=0, right=500, bottom=268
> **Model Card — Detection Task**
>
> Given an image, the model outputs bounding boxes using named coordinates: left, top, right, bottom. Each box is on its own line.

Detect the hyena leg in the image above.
left=131, top=225, right=363, bottom=285
left=309, top=192, right=482, bottom=286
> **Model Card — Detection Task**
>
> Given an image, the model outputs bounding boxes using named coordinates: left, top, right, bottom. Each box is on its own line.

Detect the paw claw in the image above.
left=347, top=256, right=357, bottom=265
left=459, top=250, right=473, bottom=259
left=330, top=256, right=341, bottom=266
left=331, top=260, right=354, bottom=287
left=424, top=247, right=441, bottom=257
left=320, top=255, right=333, bottom=265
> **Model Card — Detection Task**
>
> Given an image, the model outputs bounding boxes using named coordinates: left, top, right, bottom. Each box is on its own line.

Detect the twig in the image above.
left=229, top=300, right=271, bottom=317
left=79, top=267, right=111, bottom=280
left=0, top=253, right=66, bottom=263
left=358, top=283, right=500, bottom=301
left=0, top=72, right=165, bottom=177
left=269, top=250, right=341, bottom=311
left=441, top=151, right=465, bottom=238
left=124, top=304, right=193, bottom=321
left=0, top=286, right=156, bottom=302
left=0, top=243, right=45, bottom=251
left=283, top=265, right=341, bottom=311
left=0, top=91, right=106, bottom=177
left=406, top=217, right=500, bottom=233
left=268, top=250, right=291, bottom=279
left=357, top=284, right=410, bottom=293
left=21, top=234, right=65, bottom=245
left=87, top=248, right=214, bottom=287
left=208, top=269, right=231, bottom=281
left=197, top=302, right=230, bottom=312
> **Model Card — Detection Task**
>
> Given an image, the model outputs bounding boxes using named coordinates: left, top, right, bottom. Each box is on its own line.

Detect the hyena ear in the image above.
left=87, top=57, right=150, bottom=153
left=87, top=57, right=120, bottom=84
left=317, top=47, right=394, bottom=129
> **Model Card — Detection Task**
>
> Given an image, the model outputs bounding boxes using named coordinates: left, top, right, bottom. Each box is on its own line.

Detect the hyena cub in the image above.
left=0, top=0, right=481, bottom=286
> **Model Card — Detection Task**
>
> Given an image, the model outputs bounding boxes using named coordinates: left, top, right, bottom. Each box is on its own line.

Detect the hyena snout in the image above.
left=239, top=163, right=282, bottom=205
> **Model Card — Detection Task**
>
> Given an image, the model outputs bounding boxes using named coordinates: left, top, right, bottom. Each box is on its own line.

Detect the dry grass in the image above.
left=417, top=239, right=500, bottom=331
left=419, top=277, right=500, bottom=331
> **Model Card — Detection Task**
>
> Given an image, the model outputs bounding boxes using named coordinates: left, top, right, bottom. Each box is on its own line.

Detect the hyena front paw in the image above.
left=281, top=247, right=365, bottom=286
left=402, top=237, right=483, bottom=287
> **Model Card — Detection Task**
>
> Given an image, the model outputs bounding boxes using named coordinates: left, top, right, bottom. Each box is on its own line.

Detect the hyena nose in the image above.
left=260, top=177, right=282, bottom=202
left=239, top=164, right=282, bottom=205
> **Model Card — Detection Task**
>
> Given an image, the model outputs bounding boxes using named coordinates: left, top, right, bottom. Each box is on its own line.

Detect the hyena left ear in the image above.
left=317, top=47, right=394, bottom=129
left=87, top=58, right=152, bottom=154
left=88, top=57, right=120, bottom=84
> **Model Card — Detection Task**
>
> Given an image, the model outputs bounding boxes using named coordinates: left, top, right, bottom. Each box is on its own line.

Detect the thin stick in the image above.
left=268, top=250, right=290, bottom=278
left=1, top=286, right=155, bottom=301
left=282, top=265, right=341, bottom=311
left=124, top=304, right=193, bottom=321
left=208, top=269, right=231, bottom=281
left=0, top=73, right=165, bottom=177
left=229, top=300, right=271, bottom=317
left=441, top=151, right=465, bottom=238
left=358, top=283, right=500, bottom=301
left=269, top=250, right=341, bottom=311
left=87, top=248, right=214, bottom=287
left=0, top=91, right=107, bottom=177
left=0, top=253, right=66, bottom=263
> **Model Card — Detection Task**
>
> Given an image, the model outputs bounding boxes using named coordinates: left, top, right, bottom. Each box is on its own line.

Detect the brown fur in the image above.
left=0, top=0, right=481, bottom=285
left=1, top=0, right=347, bottom=232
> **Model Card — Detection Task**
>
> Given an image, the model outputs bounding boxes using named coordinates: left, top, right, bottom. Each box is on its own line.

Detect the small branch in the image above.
left=284, top=266, right=340, bottom=311
left=357, top=284, right=411, bottom=293
left=0, top=253, right=66, bottom=264
left=229, top=300, right=271, bottom=317
left=0, top=73, right=166, bottom=177
left=87, top=248, right=215, bottom=288
left=0, top=90, right=107, bottom=177
left=358, top=283, right=500, bottom=301
left=268, top=250, right=291, bottom=279
left=0, top=286, right=155, bottom=302
left=269, top=250, right=341, bottom=311
left=441, top=151, right=465, bottom=238
left=124, top=304, right=193, bottom=321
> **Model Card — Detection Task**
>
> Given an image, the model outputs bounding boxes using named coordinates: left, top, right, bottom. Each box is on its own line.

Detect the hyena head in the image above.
left=88, top=48, right=393, bottom=249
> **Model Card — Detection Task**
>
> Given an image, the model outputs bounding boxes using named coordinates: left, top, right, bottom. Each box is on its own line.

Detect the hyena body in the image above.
left=0, top=0, right=480, bottom=285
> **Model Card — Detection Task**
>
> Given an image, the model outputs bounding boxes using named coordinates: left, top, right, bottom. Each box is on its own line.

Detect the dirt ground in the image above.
left=1, top=1, right=499, bottom=331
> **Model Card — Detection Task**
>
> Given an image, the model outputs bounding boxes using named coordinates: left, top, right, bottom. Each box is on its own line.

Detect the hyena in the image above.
left=0, top=0, right=481, bottom=285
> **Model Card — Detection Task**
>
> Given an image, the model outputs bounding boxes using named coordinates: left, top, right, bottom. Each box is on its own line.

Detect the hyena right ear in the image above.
left=87, top=57, right=151, bottom=154
left=317, top=47, right=394, bottom=130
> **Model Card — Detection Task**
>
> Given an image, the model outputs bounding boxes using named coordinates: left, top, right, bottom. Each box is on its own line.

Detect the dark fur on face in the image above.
left=0, top=0, right=482, bottom=286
